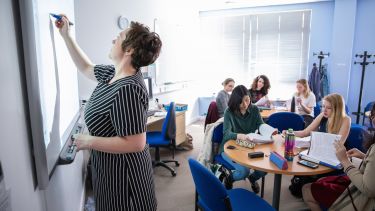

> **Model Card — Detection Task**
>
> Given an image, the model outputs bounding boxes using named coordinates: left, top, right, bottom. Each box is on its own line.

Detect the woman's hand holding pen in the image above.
left=54, top=14, right=71, bottom=38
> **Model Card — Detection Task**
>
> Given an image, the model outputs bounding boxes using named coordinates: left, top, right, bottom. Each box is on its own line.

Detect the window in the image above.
left=199, top=10, right=311, bottom=99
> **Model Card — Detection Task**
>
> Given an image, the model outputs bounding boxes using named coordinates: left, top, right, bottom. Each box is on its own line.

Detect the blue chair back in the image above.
left=365, top=102, right=375, bottom=112
left=189, top=158, right=229, bottom=211
left=212, top=123, right=224, bottom=144
left=314, top=104, right=321, bottom=118
left=345, top=124, right=367, bottom=153
left=161, top=102, right=176, bottom=139
left=267, top=112, right=304, bottom=131
left=363, top=101, right=375, bottom=126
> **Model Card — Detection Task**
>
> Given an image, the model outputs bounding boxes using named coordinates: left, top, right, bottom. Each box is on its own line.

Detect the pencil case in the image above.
left=270, top=151, right=288, bottom=170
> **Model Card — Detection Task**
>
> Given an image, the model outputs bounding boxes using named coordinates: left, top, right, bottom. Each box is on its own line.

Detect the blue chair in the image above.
left=345, top=124, right=367, bottom=153
left=267, top=112, right=305, bottom=132
left=314, top=104, right=321, bottom=119
left=211, top=123, right=265, bottom=197
left=147, top=102, right=179, bottom=176
left=363, top=101, right=375, bottom=127
left=189, top=158, right=275, bottom=211
left=212, top=124, right=249, bottom=186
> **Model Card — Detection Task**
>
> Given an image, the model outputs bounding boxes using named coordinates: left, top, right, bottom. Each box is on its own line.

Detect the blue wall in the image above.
left=348, top=0, right=375, bottom=120
left=329, top=0, right=357, bottom=101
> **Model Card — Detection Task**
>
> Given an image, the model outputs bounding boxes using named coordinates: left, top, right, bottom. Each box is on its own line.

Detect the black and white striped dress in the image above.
left=84, top=65, right=157, bottom=211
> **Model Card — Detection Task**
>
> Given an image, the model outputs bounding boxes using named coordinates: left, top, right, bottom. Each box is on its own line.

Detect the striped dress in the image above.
left=84, top=65, right=157, bottom=211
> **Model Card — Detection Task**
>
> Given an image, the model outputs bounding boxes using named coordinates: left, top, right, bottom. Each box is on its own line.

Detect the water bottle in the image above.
left=284, top=128, right=295, bottom=161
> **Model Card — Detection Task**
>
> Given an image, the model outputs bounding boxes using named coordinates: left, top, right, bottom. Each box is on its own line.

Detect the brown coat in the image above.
left=330, top=144, right=375, bottom=211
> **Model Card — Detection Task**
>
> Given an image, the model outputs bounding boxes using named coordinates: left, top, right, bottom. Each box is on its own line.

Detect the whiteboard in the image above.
left=19, top=0, right=80, bottom=189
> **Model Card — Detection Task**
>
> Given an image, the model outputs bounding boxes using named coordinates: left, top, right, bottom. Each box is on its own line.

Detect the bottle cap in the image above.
left=288, top=128, right=293, bottom=133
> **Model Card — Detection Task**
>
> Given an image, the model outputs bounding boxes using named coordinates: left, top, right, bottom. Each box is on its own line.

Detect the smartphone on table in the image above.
left=297, top=160, right=319, bottom=169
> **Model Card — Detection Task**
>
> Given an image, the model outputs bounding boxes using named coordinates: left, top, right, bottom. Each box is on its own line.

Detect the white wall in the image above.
left=75, top=0, right=201, bottom=124
left=0, top=1, right=87, bottom=210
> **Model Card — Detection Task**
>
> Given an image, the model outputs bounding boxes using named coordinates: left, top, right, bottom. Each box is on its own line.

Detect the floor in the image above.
left=153, top=120, right=309, bottom=211
left=85, top=120, right=310, bottom=211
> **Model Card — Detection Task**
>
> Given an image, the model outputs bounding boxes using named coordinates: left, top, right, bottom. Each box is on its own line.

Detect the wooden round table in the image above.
left=260, top=108, right=288, bottom=119
left=224, top=135, right=333, bottom=210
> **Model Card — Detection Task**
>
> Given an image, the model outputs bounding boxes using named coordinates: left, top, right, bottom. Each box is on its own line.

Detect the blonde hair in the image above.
left=296, top=79, right=311, bottom=98
left=323, top=93, right=346, bottom=134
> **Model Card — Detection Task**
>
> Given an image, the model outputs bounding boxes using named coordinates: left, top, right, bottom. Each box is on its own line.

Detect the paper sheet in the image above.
left=246, top=124, right=276, bottom=143
left=308, top=132, right=342, bottom=166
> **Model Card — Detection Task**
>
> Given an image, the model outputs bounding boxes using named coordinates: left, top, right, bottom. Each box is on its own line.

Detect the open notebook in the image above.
left=299, top=131, right=342, bottom=169
left=246, top=124, right=277, bottom=144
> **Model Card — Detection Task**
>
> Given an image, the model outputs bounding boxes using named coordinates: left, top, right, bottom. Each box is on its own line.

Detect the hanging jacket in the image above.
left=320, top=64, right=329, bottom=98
left=198, top=118, right=224, bottom=168
left=204, top=101, right=220, bottom=131
left=309, top=64, right=322, bottom=101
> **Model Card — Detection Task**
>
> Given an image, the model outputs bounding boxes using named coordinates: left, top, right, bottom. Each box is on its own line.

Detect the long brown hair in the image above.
left=296, top=79, right=311, bottom=98
left=323, top=93, right=346, bottom=134
left=250, top=75, right=270, bottom=95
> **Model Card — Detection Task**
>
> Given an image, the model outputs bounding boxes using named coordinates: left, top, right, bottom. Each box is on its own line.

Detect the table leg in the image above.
left=272, top=174, right=282, bottom=210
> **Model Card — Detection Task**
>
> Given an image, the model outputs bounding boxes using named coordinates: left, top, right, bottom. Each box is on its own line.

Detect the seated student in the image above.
left=248, top=75, right=271, bottom=107
left=286, top=93, right=351, bottom=197
left=291, top=79, right=316, bottom=127
left=221, top=85, right=267, bottom=193
left=302, top=104, right=375, bottom=211
left=290, top=93, right=350, bottom=144
left=216, top=78, right=235, bottom=117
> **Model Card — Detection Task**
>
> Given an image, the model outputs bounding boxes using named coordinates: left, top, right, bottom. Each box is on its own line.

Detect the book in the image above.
left=246, top=124, right=277, bottom=144
left=295, top=136, right=311, bottom=148
left=299, top=131, right=343, bottom=169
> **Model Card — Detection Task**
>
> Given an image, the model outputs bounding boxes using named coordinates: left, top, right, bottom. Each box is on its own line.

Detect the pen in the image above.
left=50, top=13, right=74, bottom=26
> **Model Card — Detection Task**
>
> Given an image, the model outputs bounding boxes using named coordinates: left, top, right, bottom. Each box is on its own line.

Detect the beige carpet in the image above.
left=153, top=120, right=309, bottom=211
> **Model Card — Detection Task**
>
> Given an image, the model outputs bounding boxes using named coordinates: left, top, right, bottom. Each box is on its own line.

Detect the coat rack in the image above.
left=313, top=51, right=330, bottom=72
left=353, top=51, right=375, bottom=124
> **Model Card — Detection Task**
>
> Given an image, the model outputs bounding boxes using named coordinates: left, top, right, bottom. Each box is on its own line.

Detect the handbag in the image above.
left=311, top=175, right=354, bottom=210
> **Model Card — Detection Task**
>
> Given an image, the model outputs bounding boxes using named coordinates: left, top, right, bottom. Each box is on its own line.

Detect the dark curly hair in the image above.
left=121, top=21, right=162, bottom=70
left=250, top=75, right=270, bottom=95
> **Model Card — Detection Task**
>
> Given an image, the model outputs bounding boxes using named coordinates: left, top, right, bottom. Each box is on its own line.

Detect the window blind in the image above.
left=200, top=10, right=311, bottom=99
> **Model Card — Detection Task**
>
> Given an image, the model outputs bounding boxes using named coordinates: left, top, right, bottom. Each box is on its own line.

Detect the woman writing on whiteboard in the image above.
left=55, top=16, right=161, bottom=211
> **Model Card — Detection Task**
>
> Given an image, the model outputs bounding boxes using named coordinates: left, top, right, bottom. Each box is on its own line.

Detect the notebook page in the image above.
left=308, top=132, right=341, bottom=166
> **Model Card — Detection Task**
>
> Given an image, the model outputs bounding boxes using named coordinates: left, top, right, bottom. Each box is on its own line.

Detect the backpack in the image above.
left=289, top=175, right=318, bottom=198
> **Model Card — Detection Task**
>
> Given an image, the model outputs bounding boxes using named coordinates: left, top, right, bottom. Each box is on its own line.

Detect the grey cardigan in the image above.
left=216, top=90, right=230, bottom=117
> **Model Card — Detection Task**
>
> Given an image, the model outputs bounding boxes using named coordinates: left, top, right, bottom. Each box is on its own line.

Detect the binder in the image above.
left=299, top=151, right=343, bottom=170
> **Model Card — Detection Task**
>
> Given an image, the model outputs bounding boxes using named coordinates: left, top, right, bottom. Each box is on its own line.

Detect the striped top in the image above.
left=84, top=65, right=157, bottom=211
left=84, top=64, right=149, bottom=138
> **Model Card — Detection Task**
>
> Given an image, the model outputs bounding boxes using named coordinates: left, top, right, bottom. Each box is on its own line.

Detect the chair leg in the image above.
left=195, top=190, right=198, bottom=211
left=261, top=176, right=265, bottom=198
left=152, top=146, right=178, bottom=176
left=163, top=159, right=180, bottom=167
